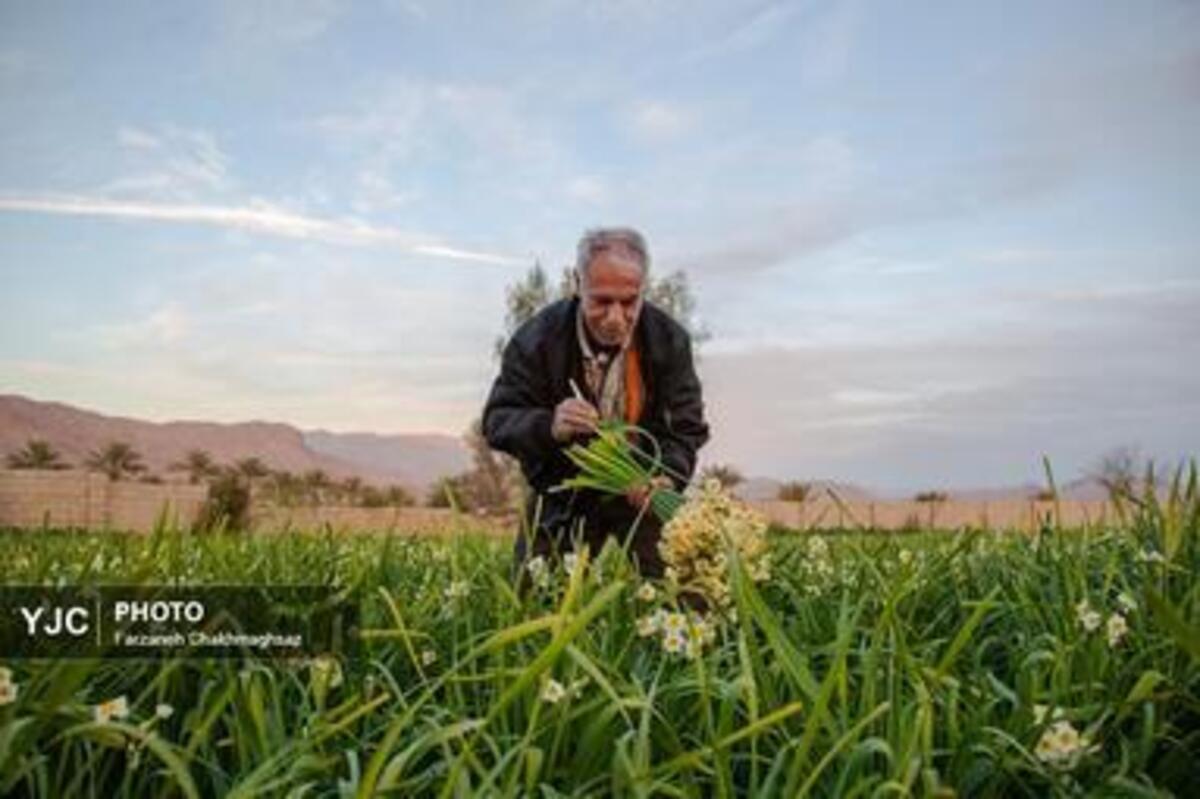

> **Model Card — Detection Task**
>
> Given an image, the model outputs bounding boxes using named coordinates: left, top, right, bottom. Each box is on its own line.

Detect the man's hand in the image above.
left=551, top=398, right=599, bottom=442
left=626, top=475, right=674, bottom=509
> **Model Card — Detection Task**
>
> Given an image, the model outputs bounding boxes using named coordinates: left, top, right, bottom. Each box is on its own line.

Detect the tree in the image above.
left=701, top=463, right=744, bottom=489
left=384, top=485, right=415, bottom=507
left=266, top=469, right=304, bottom=506
left=194, top=471, right=251, bottom=533
left=493, top=262, right=554, bottom=359
left=85, top=441, right=146, bottom=482
left=340, top=476, right=364, bottom=506
left=461, top=418, right=522, bottom=514
left=301, top=469, right=332, bottom=504
left=169, top=449, right=218, bottom=484
left=778, top=481, right=813, bottom=503
left=361, top=483, right=416, bottom=508
left=6, top=439, right=69, bottom=470
left=427, top=474, right=473, bottom=510
left=235, top=457, right=269, bottom=481
left=914, top=490, right=949, bottom=503
left=1090, top=445, right=1142, bottom=499
left=645, top=269, right=710, bottom=349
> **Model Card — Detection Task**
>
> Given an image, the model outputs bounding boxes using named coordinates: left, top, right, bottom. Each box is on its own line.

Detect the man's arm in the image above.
left=482, top=337, right=560, bottom=467
left=646, top=332, right=709, bottom=490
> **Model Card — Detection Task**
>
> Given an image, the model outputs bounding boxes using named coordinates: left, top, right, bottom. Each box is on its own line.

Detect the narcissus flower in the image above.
left=1075, top=600, right=1101, bottom=633
left=444, top=580, right=471, bottom=601
left=658, top=479, right=769, bottom=609
left=94, top=695, right=130, bottom=724
left=525, top=556, right=550, bottom=589
left=0, top=681, right=17, bottom=706
left=540, top=679, right=567, bottom=704
left=309, top=656, right=343, bottom=688
left=636, top=610, right=664, bottom=637
left=1106, top=613, right=1129, bottom=647
left=635, top=582, right=657, bottom=602
left=1035, top=720, right=1098, bottom=769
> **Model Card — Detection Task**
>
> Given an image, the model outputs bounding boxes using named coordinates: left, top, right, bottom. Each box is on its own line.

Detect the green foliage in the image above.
left=778, top=481, right=813, bottom=503
left=5, top=438, right=70, bottom=470
left=359, top=484, right=415, bottom=508
left=0, top=463, right=1197, bottom=796
left=700, top=463, right=745, bottom=489
left=193, top=470, right=251, bottom=532
left=426, top=474, right=472, bottom=511
left=169, top=449, right=218, bottom=484
left=84, top=440, right=146, bottom=481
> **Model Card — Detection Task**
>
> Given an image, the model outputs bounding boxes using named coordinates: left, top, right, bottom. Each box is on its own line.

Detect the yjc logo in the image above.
left=17, top=605, right=90, bottom=637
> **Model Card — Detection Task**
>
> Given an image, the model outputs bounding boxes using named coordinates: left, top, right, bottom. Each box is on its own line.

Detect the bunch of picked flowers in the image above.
left=556, top=422, right=770, bottom=609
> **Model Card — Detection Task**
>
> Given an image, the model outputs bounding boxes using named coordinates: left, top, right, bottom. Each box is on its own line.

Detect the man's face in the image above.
left=580, top=251, right=645, bottom=348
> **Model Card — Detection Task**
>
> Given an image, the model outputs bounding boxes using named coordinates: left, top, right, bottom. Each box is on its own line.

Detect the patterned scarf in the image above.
left=575, top=305, right=644, bottom=425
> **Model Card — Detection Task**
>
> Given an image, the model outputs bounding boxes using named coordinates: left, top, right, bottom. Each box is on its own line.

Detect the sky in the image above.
left=1, top=0, right=1197, bottom=495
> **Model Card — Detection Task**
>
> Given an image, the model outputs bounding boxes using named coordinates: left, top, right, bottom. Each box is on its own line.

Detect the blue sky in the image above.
left=1, top=0, right=1197, bottom=493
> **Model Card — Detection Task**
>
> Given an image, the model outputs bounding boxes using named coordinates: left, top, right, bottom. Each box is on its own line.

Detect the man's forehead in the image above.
left=585, top=251, right=644, bottom=282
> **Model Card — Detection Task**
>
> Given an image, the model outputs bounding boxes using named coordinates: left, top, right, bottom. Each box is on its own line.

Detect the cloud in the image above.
left=95, top=304, right=191, bottom=349
left=221, top=0, right=347, bottom=46
left=102, top=125, right=233, bottom=200
left=316, top=79, right=562, bottom=170
left=625, top=100, right=696, bottom=143
left=681, top=1, right=799, bottom=64
left=350, top=170, right=419, bottom=215
left=116, top=126, right=162, bottom=151
left=697, top=298, right=1200, bottom=491
left=0, top=193, right=524, bottom=264
left=798, top=0, right=859, bottom=86
left=565, top=175, right=609, bottom=204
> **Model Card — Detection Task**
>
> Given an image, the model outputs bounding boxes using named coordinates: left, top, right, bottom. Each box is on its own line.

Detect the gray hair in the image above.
left=575, top=227, right=650, bottom=282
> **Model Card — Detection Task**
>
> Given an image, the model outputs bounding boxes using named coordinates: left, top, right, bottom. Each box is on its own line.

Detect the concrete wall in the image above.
left=0, top=470, right=499, bottom=535
left=0, top=470, right=205, bottom=531
left=1, top=470, right=1118, bottom=535
left=754, top=497, right=1117, bottom=533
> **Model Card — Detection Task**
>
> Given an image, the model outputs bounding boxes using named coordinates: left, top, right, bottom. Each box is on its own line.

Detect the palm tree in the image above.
left=235, top=457, right=270, bottom=500
left=302, top=469, right=331, bottom=505
left=6, top=439, right=70, bottom=470
left=700, top=463, right=745, bottom=490
left=266, top=469, right=302, bottom=506
left=777, top=481, right=813, bottom=503
left=169, top=449, right=218, bottom=484
left=235, top=457, right=269, bottom=481
left=385, top=484, right=415, bottom=507
left=340, top=476, right=364, bottom=505
left=85, top=441, right=146, bottom=482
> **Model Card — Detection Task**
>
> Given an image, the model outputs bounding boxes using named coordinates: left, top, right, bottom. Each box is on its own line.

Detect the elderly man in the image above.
left=482, top=227, right=709, bottom=579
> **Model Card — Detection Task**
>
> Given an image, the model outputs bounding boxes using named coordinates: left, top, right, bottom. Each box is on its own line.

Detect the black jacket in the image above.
left=482, top=297, right=709, bottom=538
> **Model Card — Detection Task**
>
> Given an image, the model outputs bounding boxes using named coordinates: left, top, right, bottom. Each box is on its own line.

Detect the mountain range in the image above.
left=1, top=393, right=1113, bottom=501
left=0, top=394, right=470, bottom=491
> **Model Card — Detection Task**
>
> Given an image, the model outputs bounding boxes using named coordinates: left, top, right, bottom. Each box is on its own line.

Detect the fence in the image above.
left=0, top=470, right=496, bottom=535
left=1, top=470, right=1122, bottom=535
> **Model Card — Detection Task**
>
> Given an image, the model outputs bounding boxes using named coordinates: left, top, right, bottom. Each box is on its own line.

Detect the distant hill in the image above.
left=733, top=476, right=875, bottom=503
left=0, top=394, right=468, bottom=491
left=304, top=430, right=470, bottom=491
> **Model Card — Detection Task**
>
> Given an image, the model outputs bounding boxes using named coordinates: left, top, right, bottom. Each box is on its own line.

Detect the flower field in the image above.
left=0, top=471, right=1197, bottom=797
